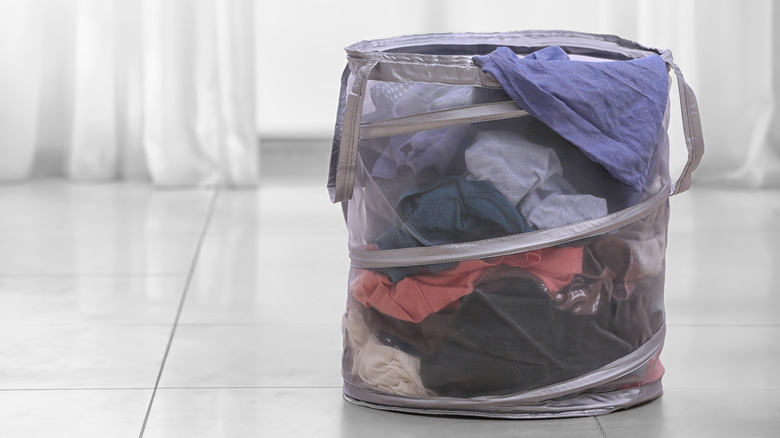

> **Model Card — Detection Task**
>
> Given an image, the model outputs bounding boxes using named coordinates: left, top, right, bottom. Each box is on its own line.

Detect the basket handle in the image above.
left=329, top=57, right=380, bottom=203
left=662, top=51, right=705, bottom=195
left=329, top=53, right=704, bottom=202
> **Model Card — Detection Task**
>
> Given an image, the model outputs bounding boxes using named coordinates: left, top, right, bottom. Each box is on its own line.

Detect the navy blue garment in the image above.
left=373, top=176, right=529, bottom=282
left=371, top=260, right=456, bottom=284
left=473, top=46, right=668, bottom=192
left=376, top=176, right=529, bottom=248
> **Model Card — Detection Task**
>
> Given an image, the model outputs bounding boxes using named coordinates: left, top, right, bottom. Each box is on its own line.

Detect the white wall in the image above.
left=254, top=0, right=641, bottom=138
left=255, top=0, right=432, bottom=138
left=253, top=0, right=775, bottom=179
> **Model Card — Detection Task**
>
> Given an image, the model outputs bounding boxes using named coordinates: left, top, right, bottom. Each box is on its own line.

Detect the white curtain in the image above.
left=431, top=0, right=780, bottom=188
left=605, top=0, right=780, bottom=188
left=258, top=0, right=779, bottom=190
left=2, top=0, right=778, bottom=189
left=483, top=0, right=779, bottom=188
left=0, top=0, right=257, bottom=186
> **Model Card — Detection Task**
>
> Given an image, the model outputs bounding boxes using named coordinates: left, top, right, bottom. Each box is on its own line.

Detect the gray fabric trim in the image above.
left=329, top=31, right=702, bottom=204
left=349, top=183, right=670, bottom=269
left=343, top=324, right=665, bottom=418
left=366, top=58, right=504, bottom=87
left=343, top=30, right=663, bottom=88
left=346, top=30, right=662, bottom=61
left=327, top=66, right=353, bottom=202
left=661, top=50, right=705, bottom=195
left=331, top=58, right=379, bottom=203
left=344, top=380, right=663, bottom=419
left=360, top=101, right=529, bottom=139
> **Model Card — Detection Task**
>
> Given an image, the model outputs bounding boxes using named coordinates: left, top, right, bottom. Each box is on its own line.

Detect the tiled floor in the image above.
left=1, top=144, right=779, bottom=437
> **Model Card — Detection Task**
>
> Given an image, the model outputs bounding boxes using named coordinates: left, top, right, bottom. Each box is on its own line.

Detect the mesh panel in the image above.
left=362, top=81, right=510, bottom=122
left=334, top=34, right=684, bottom=417
left=343, top=201, right=669, bottom=399
left=347, top=85, right=670, bottom=251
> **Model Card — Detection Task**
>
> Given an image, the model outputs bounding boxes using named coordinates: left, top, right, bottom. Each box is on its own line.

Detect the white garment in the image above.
left=344, top=308, right=435, bottom=398
left=465, top=129, right=608, bottom=230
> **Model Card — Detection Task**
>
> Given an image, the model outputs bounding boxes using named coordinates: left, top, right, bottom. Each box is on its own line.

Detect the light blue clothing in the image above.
left=465, top=128, right=608, bottom=230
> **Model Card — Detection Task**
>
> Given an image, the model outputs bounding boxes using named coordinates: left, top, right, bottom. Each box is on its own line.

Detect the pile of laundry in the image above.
left=342, top=46, right=671, bottom=398
left=345, top=201, right=667, bottom=397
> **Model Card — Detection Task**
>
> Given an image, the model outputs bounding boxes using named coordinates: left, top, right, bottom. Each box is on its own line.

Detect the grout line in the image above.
left=0, top=386, right=344, bottom=392
left=172, top=322, right=342, bottom=326
left=5, top=386, right=780, bottom=392
left=154, top=386, right=343, bottom=390
left=658, top=386, right=780, bottom=391
left=0, top=323, right=187, bottom=328
left=138, top=188, right=221, bottom=438
left=665, top=323, right=780, bottom=328
left=0, top=273, right=189, bottom=278
left=0, top=387, right=155, bottom=392
left=594, top=416, right=608, bottom=438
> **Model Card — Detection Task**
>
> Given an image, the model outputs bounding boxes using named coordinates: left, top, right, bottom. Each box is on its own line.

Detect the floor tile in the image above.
left=1, top=163, right=778, bottom=437
left=179, top=233, right=348, bottom=324
left=0, top=181, right=212, bottom=275
left=0, top=389, right=151, bottom=438
left=660, top=325, right=780, bottom=390
left=668, top=187, right=779, bottom=233
left=159, top=324, right=343, bottom=388
left=143, top=387, right=606, bottom=438
left=0, top=231, right=203, bottom=275
left=665, top=189, right=780, bottom=326
left=0, top=276, right=185, bottom=325
left=181, top=179, right=350, bottom=325
left=664, top=229, right=780, bottom=326
left=598, top=388, right=780, bottom=438
left=0, top=181, right=213, bottom=236
left=750, top=190, right=780, bottom=215
left=667, top=223, right=779, bottom=276
left=206, top=184, right=346, bottom=236
left=0, top=324, right=171, bottom=389
left=664, top=269, right=780, bottom=326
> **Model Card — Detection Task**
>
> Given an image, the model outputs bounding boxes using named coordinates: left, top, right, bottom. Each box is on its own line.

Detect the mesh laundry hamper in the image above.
left=327, top=31, right=704, bottom=418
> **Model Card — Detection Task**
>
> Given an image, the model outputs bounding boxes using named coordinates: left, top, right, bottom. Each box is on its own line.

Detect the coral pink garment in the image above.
left=620, top=353, right=665, bottom=389
left=351, top=247, right=583, bottom=323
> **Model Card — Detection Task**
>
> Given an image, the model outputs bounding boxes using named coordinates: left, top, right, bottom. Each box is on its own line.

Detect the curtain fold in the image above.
left=602, top=0, right=779, bottom=188
left=0, top=1, right=44, bottom=180
left=1, top=0, right=778, bottom=188
left=674, top=0, right=779, bottom=188
left=0, top=0, right=257, bottom=187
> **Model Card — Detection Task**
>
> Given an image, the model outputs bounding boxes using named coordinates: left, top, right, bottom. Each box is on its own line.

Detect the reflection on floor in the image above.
left=1, top=142, right=779, bottom=437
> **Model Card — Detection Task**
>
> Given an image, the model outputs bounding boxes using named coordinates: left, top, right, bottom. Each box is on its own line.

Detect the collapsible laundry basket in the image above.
left=327, top=30, right=704, bottom=418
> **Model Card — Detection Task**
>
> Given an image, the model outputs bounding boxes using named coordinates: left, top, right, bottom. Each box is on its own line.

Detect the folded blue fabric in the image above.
left=473, top=46, right=668, bottom=192
left=376, top=176, right=530, bottom=249
left=372, top=176, right=529, bottom=282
